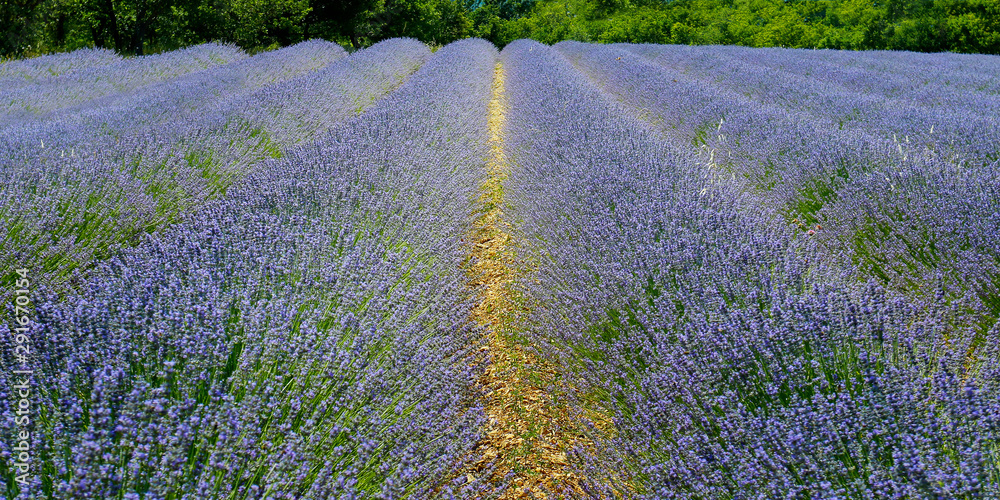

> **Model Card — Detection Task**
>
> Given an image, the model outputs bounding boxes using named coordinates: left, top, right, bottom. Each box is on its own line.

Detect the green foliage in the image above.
left=2, top=0, right=998, bottom=60
left=306, top=0, right=381, bottom=49
left=483, top=0, right=1000, bottom=53
left=225, top=0, right=311, bottom=51
left=375, top=0, right=473, bottom=44
left=595, top=7, right=675, bottom=44
left=505, top=0, right=595, bottom=44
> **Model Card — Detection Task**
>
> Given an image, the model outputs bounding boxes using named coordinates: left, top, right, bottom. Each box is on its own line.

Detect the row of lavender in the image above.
left=1, top=39, right=498, bottom=498
left=624, top=43, right=1000, bottom=298
left=0, top=39, right=430, bottom=303
left=4, top=37, right=997, bottom=497
left=557, top=42, right=1000, bottom=337
left=673, top=45, right=1000, bottom=112
left=0, top=44, right=246, bottom=123
left=0, top=48, right=121, bottom=90
left=625, top=44, right=1000, bottom=167
left=501, top=40, right=1000, bottom=497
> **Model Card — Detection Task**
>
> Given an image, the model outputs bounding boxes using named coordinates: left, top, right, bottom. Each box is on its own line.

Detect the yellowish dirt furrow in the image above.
left=462, top=62, right=616, bottom=499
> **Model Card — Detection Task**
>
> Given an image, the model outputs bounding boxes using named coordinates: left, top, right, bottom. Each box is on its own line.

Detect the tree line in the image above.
left=2, top=0, right=998, bottom=59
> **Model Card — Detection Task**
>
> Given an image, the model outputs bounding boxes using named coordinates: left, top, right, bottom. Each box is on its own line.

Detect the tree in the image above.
left=307, top=0, right=382, bottom=48
left=373, top=0, right=472, bottom=44
left=1, top=0, right=44, bottom=56
left=225, top=0, right=310, bottom=50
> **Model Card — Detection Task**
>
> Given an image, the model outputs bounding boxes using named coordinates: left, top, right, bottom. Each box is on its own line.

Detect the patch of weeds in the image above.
left=245, top=126, right=283, bottom=160
left=186, top=149, right=228, bottom=197
left=848, top=209, right=942, bottom=291
left=785, top=165, right=851, bottom=224
left=789, top=177, right=839, bottom=226
left=691, top=120, right=713, bottom=148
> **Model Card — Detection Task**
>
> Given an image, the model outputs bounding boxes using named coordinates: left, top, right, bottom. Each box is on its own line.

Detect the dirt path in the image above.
left=462, top=62, right=617, bottom=499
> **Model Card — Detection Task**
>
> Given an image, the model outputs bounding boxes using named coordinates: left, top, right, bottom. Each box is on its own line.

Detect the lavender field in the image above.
left=1, top=38, right=998, bottom=499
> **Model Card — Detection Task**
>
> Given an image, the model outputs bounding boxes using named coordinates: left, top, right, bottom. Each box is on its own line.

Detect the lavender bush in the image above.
left=0, top=43, right=246, bottom=123
left=0, top=48, right=121, bottom=90
left=0, top=38, right=496, bottom=498
left=1, top=37, right=997, bottom=499
left=622, top=43, right=1000, bottom=169
left=0, top=39, right=427, bottom=303
left=501, top=39, right=1000, bottom=498
left=556, top=42, right=1000, bottom=333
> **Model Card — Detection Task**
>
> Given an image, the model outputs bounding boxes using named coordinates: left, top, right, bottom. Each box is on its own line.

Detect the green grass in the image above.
left=846, top=209, right=943, bottom=290
left=787, top=172, right=845, bottom=226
